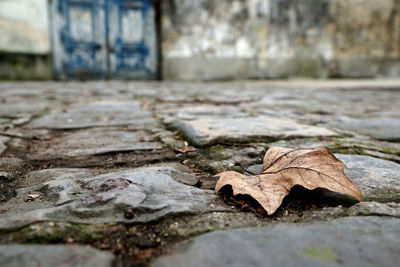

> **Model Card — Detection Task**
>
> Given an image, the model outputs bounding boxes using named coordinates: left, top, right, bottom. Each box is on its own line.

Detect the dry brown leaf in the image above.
left=174, top=146, right=197, bottom=153
left=215, top=146, right=362, bottom=215
left=25, top=194, right=41, bottom=202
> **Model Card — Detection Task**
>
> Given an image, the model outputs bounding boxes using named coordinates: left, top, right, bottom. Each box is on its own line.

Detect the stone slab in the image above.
left=0, top=101, right=48, bottom=118
left=0, top=245, right=115, bottom=267
left=199, top=144, right=266, bottom=174
left=29, top=101, right=157, bottom=129
left=0, top=118, right=9, bottom=124
left=0, top=165, right=227, bottom=230
left=28, top=128, right=163, bottom=160
left=347, top=202, right=400, bottom=217
left=173, top=116, right=337, bottom=146
left=266, top=136, right=400, bottom=163
left=153, top=216, right=400, bottom=267
left=0, top=128, right=52, bottom=140
left=0, top=135, right=10, bottom=155
left=331, top=117, right=400, bottom=141
left=336, top=154, right=400, bottom=202
left=157, top=104, right=248, bottom=123
left=19, top=168, right=98, bottom=187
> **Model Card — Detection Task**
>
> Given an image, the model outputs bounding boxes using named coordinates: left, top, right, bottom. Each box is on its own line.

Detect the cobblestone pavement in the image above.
left=0, top=80, right=399, bottom=267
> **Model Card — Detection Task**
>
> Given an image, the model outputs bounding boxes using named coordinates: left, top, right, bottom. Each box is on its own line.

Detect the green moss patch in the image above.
left=301, top=247, right=337, bottom=263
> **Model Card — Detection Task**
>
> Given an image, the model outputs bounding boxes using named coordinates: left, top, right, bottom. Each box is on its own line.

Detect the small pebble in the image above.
left=124, top=209, right=135, bottom=219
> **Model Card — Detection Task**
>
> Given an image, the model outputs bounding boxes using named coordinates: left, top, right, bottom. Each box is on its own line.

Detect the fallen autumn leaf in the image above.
left=174, top=146, right=197, bottom=153
left=215, top=146, right=362, bottom=215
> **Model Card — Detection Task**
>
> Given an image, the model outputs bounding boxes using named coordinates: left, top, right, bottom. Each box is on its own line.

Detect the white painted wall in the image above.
left=0, top=0, right=50, bottom=54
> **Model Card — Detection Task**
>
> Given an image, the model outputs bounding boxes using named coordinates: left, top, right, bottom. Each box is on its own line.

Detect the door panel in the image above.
left=121, top=9, right=143, bottom=43
left=51, top=0, right=107, bottom=79
left=50, top=0, right=157, bottom=79
left=107, top=0, right=157, bottom=79
left=69, top=7, right=93, bottom=42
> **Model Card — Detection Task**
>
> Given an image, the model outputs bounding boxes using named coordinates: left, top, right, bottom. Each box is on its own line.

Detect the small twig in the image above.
left=234, top=162, right=259, bottom=175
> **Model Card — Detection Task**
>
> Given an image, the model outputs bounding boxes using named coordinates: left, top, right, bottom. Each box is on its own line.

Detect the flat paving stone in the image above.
left=0, top=164, right=227, bottom=230
left=198, top=144, right=266, bottom=174
left=29, top=101, right=157, bottom=129
left=0, top=136, right=10, bottom=155
left=0, top=128, right=52, bottom=140
left=157, top=104, right=248, bottom=123
left=336, top=154, right=400, bottom=202
left=0, top=101, right=49, bottom=118
left=19, top=168, right=99, bottom=187
left=153, top=216, right=400, bottom=267
left=241, top=86, right=400, bottom=130
left=266, top=136, right=400, bottom=163
left=331, top=117, right=400, bottom=141
left=173, top=116, right=337, bottom=146
left=248, top=154, right=400, bottom=202
left=347, top=202, right=400, bottom=217
left=0, top=244, right=115, bottom=267
left=28, top=128, right=163, bottom=160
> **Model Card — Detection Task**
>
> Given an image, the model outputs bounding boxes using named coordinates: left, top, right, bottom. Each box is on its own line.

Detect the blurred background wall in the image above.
left=0, top=0, right=399, bottom=80
left=0, top=0, right=51, bottom=80
left=162, top=0, right=400, bottom=80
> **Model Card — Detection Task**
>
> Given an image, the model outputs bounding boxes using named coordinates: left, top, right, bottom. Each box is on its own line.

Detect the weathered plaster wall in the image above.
left=1, top=0, right=399, bottom=80
left=0, top=0, right=50, bottom=54
left=162, top=0, right=400, bottom=80
left=0, top=0, right=51, bottom=80
left=331, top=0, right=400, bottom=78
left=0, top=53, right=51, bottom=80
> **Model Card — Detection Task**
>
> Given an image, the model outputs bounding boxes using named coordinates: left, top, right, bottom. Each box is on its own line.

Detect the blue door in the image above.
left=107, top=0, right=157, bottom=78
left=49, top=0, right=157, bottom=79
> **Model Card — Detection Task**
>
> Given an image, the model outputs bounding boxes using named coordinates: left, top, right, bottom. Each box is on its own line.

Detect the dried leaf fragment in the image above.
left=215, top=146, right=362, bottom=215
left=26, top=194, right=41, bottom=202
left=174, top=146, right=197, bottom=153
